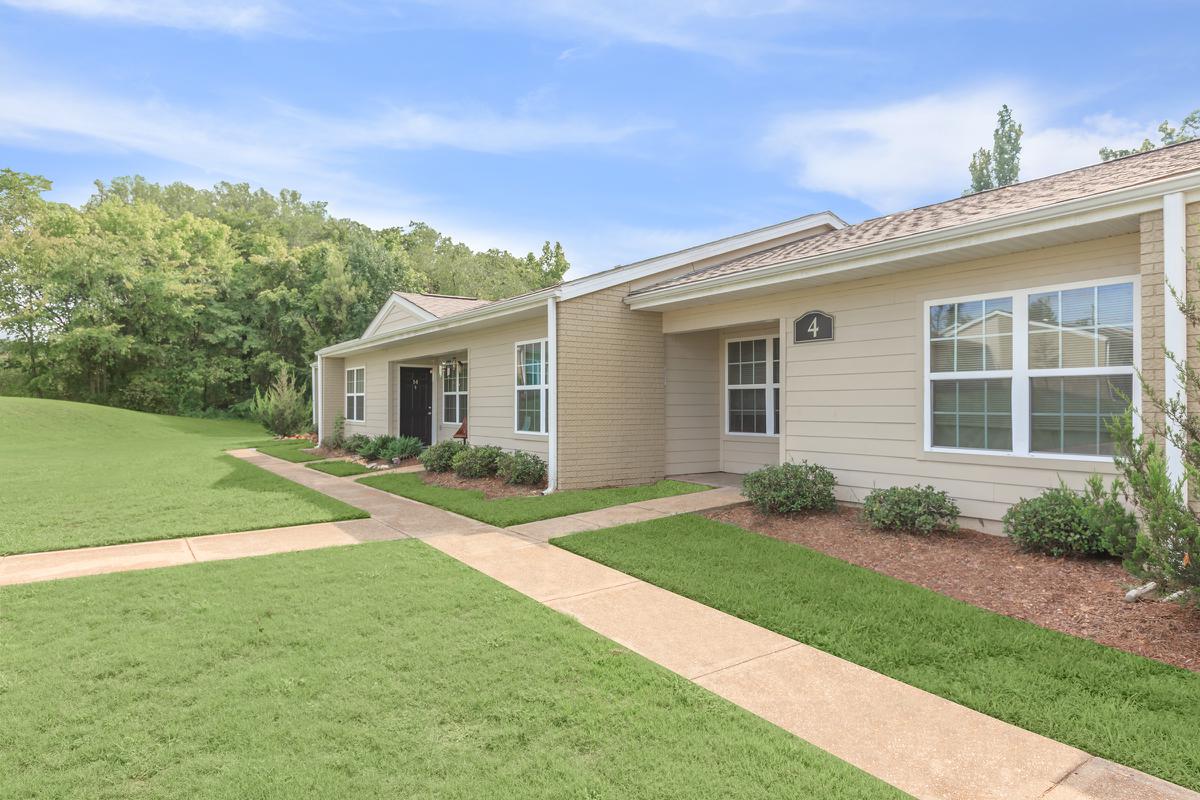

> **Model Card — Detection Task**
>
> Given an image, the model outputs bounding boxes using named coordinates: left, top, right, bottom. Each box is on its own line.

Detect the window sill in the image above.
left=725, top=432, right=780, bottom=439
left=920, top=447, right=1118, bottom=471
left=512, top=431, right=549, bottom=439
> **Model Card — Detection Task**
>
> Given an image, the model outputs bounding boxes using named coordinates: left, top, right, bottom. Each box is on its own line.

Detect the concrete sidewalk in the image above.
left=5, top=448, right=1195, bottom=800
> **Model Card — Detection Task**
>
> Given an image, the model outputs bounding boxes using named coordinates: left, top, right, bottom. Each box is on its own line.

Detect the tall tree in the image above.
left=1100, top=110, right=1200, bottom=161
left=965, top=104, right=1023, bottom=195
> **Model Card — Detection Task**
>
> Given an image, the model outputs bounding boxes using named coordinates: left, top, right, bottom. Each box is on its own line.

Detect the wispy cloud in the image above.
left=760, top=87, right=1158, bottom=212
left=1, top=0, right=286, bottom=33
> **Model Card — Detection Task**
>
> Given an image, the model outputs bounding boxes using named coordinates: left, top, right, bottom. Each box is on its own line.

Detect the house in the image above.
left=315, top=141, right=1200, bottom=531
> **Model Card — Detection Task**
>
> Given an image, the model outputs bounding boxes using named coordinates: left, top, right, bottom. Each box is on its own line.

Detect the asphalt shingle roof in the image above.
left=394, top=292, right=493, bottom=317
left=633, top=140, right=1200, bottom=295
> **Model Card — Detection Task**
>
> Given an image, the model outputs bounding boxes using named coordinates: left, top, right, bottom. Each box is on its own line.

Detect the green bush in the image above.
left=252, top=367, right=311, bottom=437
left=1003, top=477, right=1136, bottom=557
left=419, top=440, right=467, bottom=472
left=344, top=433, right=371, bottom=456
left=496, top=450, right=548, bottom=486
left=379, top=435, right=423, bottom=462
left=862, top=485, right=959, bottom=534
left=742, top=461, right=836, bottom=515
left=452, top=445, right=504, bottom=479
left=360, top=435, right=398, bottom=461
left=321, top=415, right=346, bottom=451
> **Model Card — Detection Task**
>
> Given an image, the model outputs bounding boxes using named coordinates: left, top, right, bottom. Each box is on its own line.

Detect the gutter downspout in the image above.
left=1163, top=192, right=1188, bottom=493
left=545, top=296, right=559, bottom=494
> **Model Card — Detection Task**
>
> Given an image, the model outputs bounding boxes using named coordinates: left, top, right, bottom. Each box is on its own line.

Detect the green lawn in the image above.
left=0, top=541, right=903, bottom=800
left=306, top=459, right=371, bottom=477
left=554, top=515, right=1200, bottom=791
left=358, top=473, right=707, bottom=527
left=0, top=398, right=366, bottom=555
left=257, top=439, right=326, bottom=463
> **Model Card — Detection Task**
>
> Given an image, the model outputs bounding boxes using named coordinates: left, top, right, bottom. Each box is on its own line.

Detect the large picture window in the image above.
left=926, top=278, right=1136, bottom=458
left=515, top=339, right=548, bottom=434
left=727, top=337, right=781, bottom=435
left=345, top=366, right=365, bottom=422
left=443, top=361, right=468, bottom=424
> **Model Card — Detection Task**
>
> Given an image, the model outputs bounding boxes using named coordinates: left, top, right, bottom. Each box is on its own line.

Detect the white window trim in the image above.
left=442, top=361, right=468, bottom=424
left=724, top=335, right=781, bottom=437
left=923, top=275, right=1140, bottom=462
left=345, top=365, right=366, bottom=423
left=514, top=338, right=549, bottom=435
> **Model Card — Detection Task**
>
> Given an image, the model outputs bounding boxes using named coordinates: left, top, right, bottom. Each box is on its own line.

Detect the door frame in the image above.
left=395, top=363, right=436, bottom=446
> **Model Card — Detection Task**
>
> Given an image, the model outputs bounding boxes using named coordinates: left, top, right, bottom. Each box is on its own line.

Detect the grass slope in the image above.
left=0, top=398, right=365, bottom=555
left=359, top=473, right=706, bottom=527
left=554, top=515, right=1200, bottom=791
left=0, top=541, right=903, bottom=800
left=306, top=460, right=371, bottom=477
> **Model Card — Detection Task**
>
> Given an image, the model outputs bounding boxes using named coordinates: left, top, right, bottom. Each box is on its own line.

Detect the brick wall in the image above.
left=556, top=283, right=666, bottom=489
left=1140, top=210, right=1165, bottom=439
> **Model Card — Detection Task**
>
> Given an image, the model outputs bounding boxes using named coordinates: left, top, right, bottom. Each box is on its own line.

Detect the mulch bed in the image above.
left=704, top=504, right=1200, bottom=672
left=421, top=471, right=545, bottom=499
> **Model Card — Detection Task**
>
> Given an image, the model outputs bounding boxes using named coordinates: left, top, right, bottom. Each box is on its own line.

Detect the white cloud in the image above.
left=0, top=0, right=284, bottom=33
left=761, top=87, right=1159, bottom=212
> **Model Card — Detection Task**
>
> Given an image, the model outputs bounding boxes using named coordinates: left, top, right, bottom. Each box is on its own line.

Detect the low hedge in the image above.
left=862, top=485, right=959, bottom=535
left=742, top=461, right=836, bottom=515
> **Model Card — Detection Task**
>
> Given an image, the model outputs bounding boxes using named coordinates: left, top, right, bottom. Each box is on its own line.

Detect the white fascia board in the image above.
left=628, top=174, right=1200, bottom=310
left=360, top=293, right=438, bottom=338
left=559, top=211, right=846, bottom=301
left=318, top=288, right=557, bottom=357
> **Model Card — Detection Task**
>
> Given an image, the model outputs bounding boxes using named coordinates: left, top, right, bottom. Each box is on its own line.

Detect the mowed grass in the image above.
left=256, top=439, right=325, bottom=463
left=0, top=398, right=365, bottom=555
left=359, top=473, right=707, bottom=527
left=554, top=515, right=1200, bottom=791
left=0, top=541, right=904, bottom=800
left=305, top=459, right=371, bottom=477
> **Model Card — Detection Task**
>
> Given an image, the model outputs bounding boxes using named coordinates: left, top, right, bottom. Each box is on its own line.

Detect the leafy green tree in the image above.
left=1100, top=110, right=1200, bottom=161
left=965, top=104, right=1023, bottom=195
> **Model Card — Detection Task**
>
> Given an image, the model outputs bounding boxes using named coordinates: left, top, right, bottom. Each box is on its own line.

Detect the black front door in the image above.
left=399, top=367, right=433, bottom=445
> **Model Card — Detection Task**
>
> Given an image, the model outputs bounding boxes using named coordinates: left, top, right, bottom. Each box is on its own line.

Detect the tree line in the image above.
left=0, top=171, right=568, bottom=415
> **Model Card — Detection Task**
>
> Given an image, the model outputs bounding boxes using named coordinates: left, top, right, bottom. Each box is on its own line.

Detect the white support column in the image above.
left=778, top=316, right=788, bottom=466
left=311, top=362, right=320, bottom=435
left=545, top=297, right=559, bottom=493
left=1163, top=192, right=1187, bottom=488
left=314, top=358, right=324, bottom=443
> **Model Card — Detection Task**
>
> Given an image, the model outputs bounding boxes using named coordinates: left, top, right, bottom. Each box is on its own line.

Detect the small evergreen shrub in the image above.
left=496, top=450, right=548, bottom=486
left=419, top=440, right=467, bottom=472
left=452, top=445, right=504, bottom=479
left=344, top=433, right=371, bottom=456
left=360, top=435, right=398, bottom=461
left=321, top=415, right=346, bottom=451
left=252, top=367, right=311, bottom=436
left=1003, top=477, right=1136, bottom=557
left=379, top=435, right=423, bottom=462
left=742, top=461, right=837, bottom=515
left=862, top=485, right=959, bottom=535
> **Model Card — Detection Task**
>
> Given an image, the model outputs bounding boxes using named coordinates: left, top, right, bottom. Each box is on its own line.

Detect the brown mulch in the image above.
left=704, top=504, right=1200, bottom=672
left=421, top=471, right=545, bottom=499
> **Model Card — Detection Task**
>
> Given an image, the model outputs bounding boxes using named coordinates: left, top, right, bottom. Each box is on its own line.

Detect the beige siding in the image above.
left=317, top=356, right=344, bottom=443
left=332, top=316, right=548, bottom=458
left=665, top=331, right=720, bottom=474
left=370, top=302, right=427, bottom=336
left=663, top=233, right=1142, bottom=531
left=557, top=283, right=666, bottom=489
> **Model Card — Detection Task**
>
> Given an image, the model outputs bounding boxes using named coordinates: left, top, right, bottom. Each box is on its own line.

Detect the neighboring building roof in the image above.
left=393, top=292, right=493, bottom=317
left=633, top=139, right=1200, bottom=296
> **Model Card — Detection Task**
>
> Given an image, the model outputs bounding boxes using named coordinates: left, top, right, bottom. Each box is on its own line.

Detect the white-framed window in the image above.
left=345, top=366, right=365, bottom=422
left=443, top=361, right=468, bottom=424
left=515, top=339, right=549, bottom=434
left=726, top=336, right=781, bottom=435
left=925, top=277, right=1137, bottom=459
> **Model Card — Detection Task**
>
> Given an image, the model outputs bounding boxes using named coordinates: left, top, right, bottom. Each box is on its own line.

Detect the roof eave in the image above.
left=627, top=173, right=1200, bottom=310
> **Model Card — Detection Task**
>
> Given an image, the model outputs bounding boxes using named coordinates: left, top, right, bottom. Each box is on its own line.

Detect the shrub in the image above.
left=742, top=461, right=837, bottom=515
left=344, top=433, right=371, bottom=456
left=419, top=440, right=467, bottom=472
left=379, top=435, right=423, bottom=462
left=252, top=367, right=311, bottom=437
left=321, top=415, right=346, bottom=451
left=452, top=445, right=504, bottom=479
left=862, top=485, right=959, bottom=535
left=1003, top=477, right=1136, bottom=557
left=360, top=435, right=398, bottom=461
left=496, top=450, right=548, bottom=486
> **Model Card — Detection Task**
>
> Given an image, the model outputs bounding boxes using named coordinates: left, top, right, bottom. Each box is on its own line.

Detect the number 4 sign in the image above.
left=794, top=311, right=834, bottom=343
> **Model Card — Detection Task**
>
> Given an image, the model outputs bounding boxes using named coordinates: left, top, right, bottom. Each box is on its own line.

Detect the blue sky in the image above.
left=1, top=1, right=1197, bottom=276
